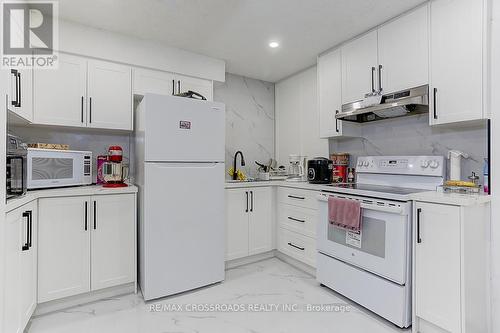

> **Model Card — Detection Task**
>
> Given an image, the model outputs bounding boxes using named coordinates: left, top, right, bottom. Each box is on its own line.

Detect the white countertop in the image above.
left=409, top=190, right=491, bottom=206
left=225, top=179, right=330, bottom=191
left=6, top=184, right=138, bottom=213
left=225, top=180, right=492, bottom=206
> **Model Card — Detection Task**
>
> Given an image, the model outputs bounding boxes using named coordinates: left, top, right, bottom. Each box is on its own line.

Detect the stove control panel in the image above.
left=356, top=156, right=445, bottom=176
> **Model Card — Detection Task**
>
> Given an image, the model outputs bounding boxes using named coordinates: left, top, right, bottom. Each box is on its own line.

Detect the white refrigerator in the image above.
left=135, top=94, right=225, bottom=301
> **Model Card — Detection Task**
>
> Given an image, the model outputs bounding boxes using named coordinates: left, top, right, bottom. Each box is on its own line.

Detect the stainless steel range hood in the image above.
left=336, top=85, right=429, bottom=123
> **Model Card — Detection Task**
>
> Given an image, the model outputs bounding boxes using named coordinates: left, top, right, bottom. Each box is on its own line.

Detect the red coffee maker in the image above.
left=102, top=146, right=129, bottom=188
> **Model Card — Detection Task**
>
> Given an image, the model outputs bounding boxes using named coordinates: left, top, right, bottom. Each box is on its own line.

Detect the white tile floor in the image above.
left=28, top=258, right=410, bottom=333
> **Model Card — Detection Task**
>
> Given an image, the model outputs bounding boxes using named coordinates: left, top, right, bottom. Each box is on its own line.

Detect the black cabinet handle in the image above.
left=17, top=72, right=21, bottom=107
left=417, top=208, right=422, bottom=243
left=81, top=96, right=84, bottom=123
left=287, top=242, right=305, bottom=251
left=433, top=88, right=438, bottom=120
left=22, top=211, right=30, bottom=251
left=288, top=195, right=305, bottom=200
left=335, top=110, right=340, bottom=133
left=93, top=201, right=97, bottom=230
left=28, top=210, right=32, bottom=248
left=84, top=201, right=88, bottom=231
left=245, top=191, right=249, bottom=213
left=378, top=64, right=383, bottom=93
left=371, top=67, right=376, bottom=93
left=288, top=216, right=305, bottom=223
left=11, top=69, right=19, bottom=107
left=250, top=191, right=254, bottom=212
left=177, top=80, right=181, bottom=94
left=89, top=97, right=92, bottom=123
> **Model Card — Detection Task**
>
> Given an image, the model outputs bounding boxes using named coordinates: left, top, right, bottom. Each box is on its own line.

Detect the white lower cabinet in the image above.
left=413, top=201, right=490, bottom=333
left=225, top=187, right=273, bottom=261
left=91, top=194, right=136, bottom=290
left=276, top=188, right=318, bottom=268
left=38, top=194, right=136, bottom=303
left=3, top=200, right=37, bottom=333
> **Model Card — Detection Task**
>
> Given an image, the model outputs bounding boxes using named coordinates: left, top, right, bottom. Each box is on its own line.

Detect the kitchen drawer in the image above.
left=277, top=228, right=316, bottom=267
left=278, top=204, right=317, bottom=238
left=277, top=187, right=319, bottom=210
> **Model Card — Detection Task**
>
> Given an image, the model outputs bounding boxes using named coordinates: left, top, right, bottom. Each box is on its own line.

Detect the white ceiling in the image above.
left=57, top=0, right=427, bottom=82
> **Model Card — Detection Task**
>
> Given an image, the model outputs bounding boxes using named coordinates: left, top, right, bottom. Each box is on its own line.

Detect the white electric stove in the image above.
left=316, top=156, right=445, bottom=328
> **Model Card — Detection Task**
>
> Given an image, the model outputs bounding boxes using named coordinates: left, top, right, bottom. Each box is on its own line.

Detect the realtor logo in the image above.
left=1, top=1, right=58, bottom=68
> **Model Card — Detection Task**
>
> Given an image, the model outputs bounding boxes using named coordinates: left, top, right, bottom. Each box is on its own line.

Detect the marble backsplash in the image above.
left=330, top=114, right=488, bottom=183
left=214, top=73, right=275, bottom=179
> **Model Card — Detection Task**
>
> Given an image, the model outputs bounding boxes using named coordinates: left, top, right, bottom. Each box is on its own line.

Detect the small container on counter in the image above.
left=347, top=168, right=356, bottom=183
left=331, top=153, right=349, bottom=183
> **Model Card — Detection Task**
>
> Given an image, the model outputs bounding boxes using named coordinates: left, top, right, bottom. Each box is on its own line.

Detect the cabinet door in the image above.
left=415, top=202, right=461, bottom=332
left=378, top=4, right=429, bottom=94
left=7, top=68, right=33, bottom=121
left=176, top=75, right=213, bottom=101
left=88, top=60, right=133, bottom=130
left=19, top=201, right=37, bottom=329
left=133, top=68, right=176, bottom=96
left=91, top=194, right=136, bottom=291
left=248, top=187, right=273, bottom=255
left=429, top=0, right=484, bottom=125
left=318, top=49, right=343, bottom=138
left=38, top=196, right=91, bottom=303
left=341, top=30, right=378, bottom=104
left=3, top=208, right=23, bottom=333
left=33, top=53, right=87, bottom=127
left=225, top=189, right=249, bottom=260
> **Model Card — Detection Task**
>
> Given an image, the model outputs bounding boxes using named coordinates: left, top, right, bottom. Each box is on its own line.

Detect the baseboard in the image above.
left=33, top=283, right=136, bottom=316
left=225, top=251, right=275, bottom=269
left=275, top=251, right=316, bottom=277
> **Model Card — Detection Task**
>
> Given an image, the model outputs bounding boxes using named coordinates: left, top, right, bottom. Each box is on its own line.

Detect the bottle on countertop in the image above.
left=347, top=168, right=355, bottom=183
left=483, top=158, right=489, bottom=194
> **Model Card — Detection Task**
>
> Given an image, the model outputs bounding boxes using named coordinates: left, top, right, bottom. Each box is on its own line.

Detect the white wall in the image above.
left=58, top=20, right=225, bottom=82
left=275, top=66, right=329, bottom=167
left=490, top=0, right=500, bottom=331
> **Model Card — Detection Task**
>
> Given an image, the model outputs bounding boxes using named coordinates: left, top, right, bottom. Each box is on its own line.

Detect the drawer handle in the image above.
left=288, top=216, right=305, bottom=223
left=287, top=242, right=305, bottom=251
left=288, top=195, right=305, bottom=200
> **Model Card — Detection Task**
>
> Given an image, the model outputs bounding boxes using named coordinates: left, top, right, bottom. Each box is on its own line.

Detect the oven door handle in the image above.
left=317, top=194, right=404, bottom=214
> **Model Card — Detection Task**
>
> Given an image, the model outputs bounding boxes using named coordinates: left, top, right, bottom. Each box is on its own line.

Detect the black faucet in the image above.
left=233, top=151, right=246, bottom=180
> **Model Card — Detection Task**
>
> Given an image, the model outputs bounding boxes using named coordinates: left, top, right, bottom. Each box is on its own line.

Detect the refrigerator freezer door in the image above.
left=144, top=94, right=225, bottom=162
left=142, top=162, right=225, bottom=300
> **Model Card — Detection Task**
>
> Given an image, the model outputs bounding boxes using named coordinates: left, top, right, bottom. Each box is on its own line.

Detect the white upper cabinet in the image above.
left=429, top=0, right=486, bottom=125
left=33, top=53, right=87, bottom=127
left=134, top=68, right=176, bottom=96
left=33, top=53, right=133, bottom=130
left=318, top=49, right=361, bottom=138
left=8, top=68, right=33, bottom=122
left=88, top=60, right=133, bottom=130
left=341, top=30, right=378, bottom=104
left=378, top=4, right=429, bottom=94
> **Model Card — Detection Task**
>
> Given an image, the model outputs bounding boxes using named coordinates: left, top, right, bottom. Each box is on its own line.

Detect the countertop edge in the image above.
left=6, top=184, right=138, bottom=213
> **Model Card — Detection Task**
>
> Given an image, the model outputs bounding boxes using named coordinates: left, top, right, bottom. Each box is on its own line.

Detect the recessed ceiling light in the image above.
left=269, top=41, right=279, bottom=48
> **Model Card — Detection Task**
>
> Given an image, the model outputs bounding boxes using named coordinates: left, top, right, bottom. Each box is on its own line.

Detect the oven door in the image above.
left=317, top=193, right=411, bottom=285
left=27, top=150, right=86, bottom=189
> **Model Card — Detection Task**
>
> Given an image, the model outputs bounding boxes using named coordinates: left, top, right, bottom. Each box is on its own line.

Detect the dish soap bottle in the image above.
left=483, top=158, right=489, bottom=194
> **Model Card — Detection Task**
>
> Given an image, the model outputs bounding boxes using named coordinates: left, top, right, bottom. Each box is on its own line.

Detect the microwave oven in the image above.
left=27, top=148, right=92, bottom=189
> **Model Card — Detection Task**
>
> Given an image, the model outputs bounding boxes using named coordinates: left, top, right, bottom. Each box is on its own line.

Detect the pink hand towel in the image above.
left=328, top=196, right=362, bottom=233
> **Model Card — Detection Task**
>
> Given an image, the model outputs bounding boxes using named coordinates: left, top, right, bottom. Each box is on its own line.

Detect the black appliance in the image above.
left=307, top=157, right=333, bottom=184
left=6, top=134, right=27, bottom=199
